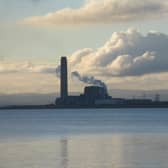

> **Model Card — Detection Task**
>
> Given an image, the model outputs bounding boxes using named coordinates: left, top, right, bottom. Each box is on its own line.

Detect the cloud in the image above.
left=21, top=0, right=168, bottom=25
left=0, top=62, right=56, bottom=74
left=1, top=29, right=168, bottom=78
left=69, top=29, right=168, bottom=77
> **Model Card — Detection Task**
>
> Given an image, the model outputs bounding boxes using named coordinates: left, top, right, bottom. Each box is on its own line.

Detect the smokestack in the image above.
left=60, top=56, right=68, bottom=99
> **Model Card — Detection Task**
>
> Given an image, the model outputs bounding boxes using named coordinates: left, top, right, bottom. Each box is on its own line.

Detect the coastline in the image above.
left=1, top=103, right=168, bottom=110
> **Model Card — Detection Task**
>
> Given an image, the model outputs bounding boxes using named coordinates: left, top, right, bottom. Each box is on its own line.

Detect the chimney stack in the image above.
left=60, top=56, right=68, bottom=99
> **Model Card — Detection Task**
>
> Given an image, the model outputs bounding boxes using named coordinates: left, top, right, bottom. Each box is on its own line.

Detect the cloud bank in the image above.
left=69, top=29, right=168, bottom=77
left=0, top=62, right=56, bottom=74
left=1, top=29, right=168, bottom=78
left=2, top=28, right=168, bottom=94
left=22, top=0, right=168, bottom=25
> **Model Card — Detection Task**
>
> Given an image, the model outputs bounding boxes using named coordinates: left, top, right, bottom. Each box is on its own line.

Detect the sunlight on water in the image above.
left=0, top=134, right=168, bottom=168
left=0, top=109, right=168, bottom=168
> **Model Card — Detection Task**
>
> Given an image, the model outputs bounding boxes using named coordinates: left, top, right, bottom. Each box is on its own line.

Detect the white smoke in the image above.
left=71, top=71, right=107, bottom=90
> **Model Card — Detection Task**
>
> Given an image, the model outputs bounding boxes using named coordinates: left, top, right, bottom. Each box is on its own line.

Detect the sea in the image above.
left=0, top=108, right=168, bottom=168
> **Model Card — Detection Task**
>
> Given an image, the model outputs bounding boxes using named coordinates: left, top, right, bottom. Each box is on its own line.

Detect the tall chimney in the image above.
left=61, top=56, right=68, bottom=99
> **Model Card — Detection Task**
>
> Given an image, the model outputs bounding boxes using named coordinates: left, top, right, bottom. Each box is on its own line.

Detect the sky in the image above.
left=1, top=0, right=168, bottom=100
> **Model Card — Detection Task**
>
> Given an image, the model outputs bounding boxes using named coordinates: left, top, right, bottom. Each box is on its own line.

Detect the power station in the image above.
left=56, top=56, right=112, bottom=105
left=56, top=56, right=153, bottom=106
left=2, top=56, right=168, bottom=110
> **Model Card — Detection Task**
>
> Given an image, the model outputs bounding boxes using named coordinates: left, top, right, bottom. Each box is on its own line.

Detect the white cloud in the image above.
left=69, top=29, right=168, bottom=77
left=107, top=51, right=155, bottom=76
left=0, top=62, right=56, bottom=74
left=1, top=29, right=168, bottom=78
left=1, top=29, right=168, bottom=94
left=21, top=0, right=168, bottom=25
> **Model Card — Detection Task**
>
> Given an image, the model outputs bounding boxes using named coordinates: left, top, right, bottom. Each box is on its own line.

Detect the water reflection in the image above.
left=56, top=134, right=168, bottom=168
left=0, top=134, right=168, bottom=168
left=60, top=138, right=68, bottom=168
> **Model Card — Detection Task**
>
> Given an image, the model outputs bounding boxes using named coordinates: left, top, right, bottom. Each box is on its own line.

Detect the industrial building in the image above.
left=56, top=56, right=112, bottom=105
left=56, top=56, right=153, bottom=106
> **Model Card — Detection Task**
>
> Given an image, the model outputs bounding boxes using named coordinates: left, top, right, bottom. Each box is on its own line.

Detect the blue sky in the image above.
left=0, top=0, right=168, bottom=64
left=0, top=0, right=84, bottom=63
left=0, top=0, right=82, bottom=21
left=1, top=0, right=168, bottom=97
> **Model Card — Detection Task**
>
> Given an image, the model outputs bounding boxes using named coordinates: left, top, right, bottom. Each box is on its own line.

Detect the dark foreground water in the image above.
left=0, top=108, right=168, bottom=168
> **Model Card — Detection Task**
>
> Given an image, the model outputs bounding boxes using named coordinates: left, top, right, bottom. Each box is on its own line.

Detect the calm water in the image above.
left=0, top=108, right=168, bottom=168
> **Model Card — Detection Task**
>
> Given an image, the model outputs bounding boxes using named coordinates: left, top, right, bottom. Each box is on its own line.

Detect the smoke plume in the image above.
left=72, top=71, right=107, bottom=90
left=55, top=65, right=108, bottom=91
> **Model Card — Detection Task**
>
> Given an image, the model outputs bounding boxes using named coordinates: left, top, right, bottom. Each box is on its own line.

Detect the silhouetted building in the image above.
left=155, top=94, right=160, bottom=102
left=83, top=86, right=111, bottom=105
left=95, top=98, right=125, bottom=105
left=61, top=57, right=68, bottom=99
left=56, top=56, right=153, bottom=106
left=56, top=56, right=112, bottom=105
left=56, top=85, right=111, bottom=105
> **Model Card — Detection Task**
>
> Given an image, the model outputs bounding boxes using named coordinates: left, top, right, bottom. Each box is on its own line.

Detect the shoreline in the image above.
left=1, top=103, right=168, bottom=110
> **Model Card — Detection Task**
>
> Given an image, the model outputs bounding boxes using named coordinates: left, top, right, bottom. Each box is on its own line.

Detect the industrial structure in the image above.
left=56, top=56, right=153, bottom=106
left=60, top=57, right=68, bottom=99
